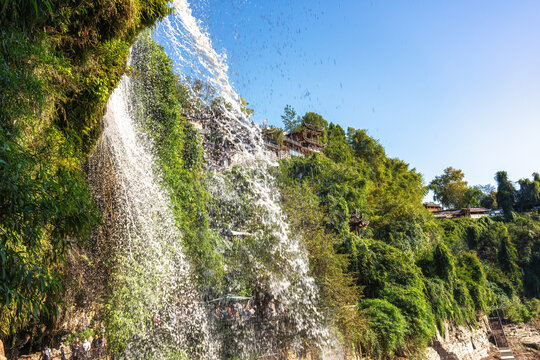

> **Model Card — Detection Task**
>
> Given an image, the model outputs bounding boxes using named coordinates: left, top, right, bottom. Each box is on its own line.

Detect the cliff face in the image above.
left=425, top=315, right=496, bottom=360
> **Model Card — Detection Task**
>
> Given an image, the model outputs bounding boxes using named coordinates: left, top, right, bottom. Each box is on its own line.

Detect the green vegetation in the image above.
left=274, top=105, right=540, bottom=358
left=428, top=167, right=540, bottom=215
left=281, top=104, right=300, bottom=132
left=496, top=171, right=516, bottom=217
left=65, top=328, right=95, bottom=346
left=428, top=167, right=469, bottom=208
left=0, top=0, right=170, bottom=348
left=360, top=298, right=406, bottom=359
left=1, top=2, right=539, bottom=358
left=516, top=173, right=540, bottom=211
left=129, top=33, right=224, bottom=292
left=428, top=167, right=501, bottom=209
left=0, top=130, right=98, bottom=336
left=278, top=183, right=366, bottom=353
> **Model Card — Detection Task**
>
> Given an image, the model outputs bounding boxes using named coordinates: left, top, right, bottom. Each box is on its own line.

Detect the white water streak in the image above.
left=156, top=0, right=268, bottom=165
left=155, top=0, right=331, bottom=353
left=90, top=72, right=218, bottom=359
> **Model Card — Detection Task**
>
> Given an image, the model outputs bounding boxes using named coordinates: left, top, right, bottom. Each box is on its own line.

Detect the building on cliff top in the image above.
left=424, top=203, right=443, bottom=213
left=263, top=125, right=326, bottom=159
left=423, top=204, right=498, bottom=219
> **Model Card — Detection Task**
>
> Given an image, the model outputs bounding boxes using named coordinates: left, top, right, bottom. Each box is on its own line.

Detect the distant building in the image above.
left=433, top=208, right=462, bottom=219
left=490, top=209, right=504, bottom=217
left=263, top=125, right=326, bottom=158
left=423, top=203, right=495, bottom=219
left=286, top=125, right=326, bottom=153
left=423, top=203, right=443, bottom=213
left=427, top=206, right=493, bottom=219
left=462, top=207, right=492, bottom=219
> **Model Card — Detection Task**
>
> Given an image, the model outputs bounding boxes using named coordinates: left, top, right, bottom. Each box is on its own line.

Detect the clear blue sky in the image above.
left=155, top=0, right=540, bottom=188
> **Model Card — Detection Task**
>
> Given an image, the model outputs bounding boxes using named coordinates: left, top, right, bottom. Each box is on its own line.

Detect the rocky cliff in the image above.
left=425, top=315, right=496, bottom=360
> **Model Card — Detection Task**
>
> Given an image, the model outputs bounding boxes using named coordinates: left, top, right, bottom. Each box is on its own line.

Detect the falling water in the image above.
left=156, top=0, right=267, bottom=163
left=87, top=0, right=331, bottom=356
left=154, top=0, right=331, bottom=357
left=87, top=68, right=219, bottom=359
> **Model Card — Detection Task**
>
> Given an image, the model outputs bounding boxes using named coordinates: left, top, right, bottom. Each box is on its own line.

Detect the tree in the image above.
left=328, top=122, right=346, bottom=140
left=474, top=184, right=498, bottom=209
left=301, top=111, right=328, bottom=130
left=462, top=187, right=483, bottom=208
left=516, top=173, right=540, bottom=211
left=347, top=128, right=386, bottom=175
left=428, top=167, right=468, bottom=208
left=281, top=105, right=300, bottom=132
left=325, top=123, right=352, bottom=163
left=495, top=171, right=515, bottom=215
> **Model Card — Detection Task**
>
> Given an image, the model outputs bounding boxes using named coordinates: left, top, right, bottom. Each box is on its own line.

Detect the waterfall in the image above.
left=154, top=0, right=331, bottom=357
left=156, top=0, right=267, bottom=164
left=87, top=0, right=330, bottom=357
left=87, top=70, right=219, bottom=359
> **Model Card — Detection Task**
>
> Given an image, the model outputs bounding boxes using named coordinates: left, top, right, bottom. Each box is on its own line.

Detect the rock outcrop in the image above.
left=500, top=322, right=540, bottom=358
left=0, top=340, right=7, bottom=360
left=425, top=315, right=496, bottom=360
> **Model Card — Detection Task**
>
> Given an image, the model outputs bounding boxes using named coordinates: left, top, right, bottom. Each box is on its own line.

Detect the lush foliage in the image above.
left=129, top=33, right=224, bottom=292
left=0, top=130, right=99, bottom=337
left=428, top=167, right=540, bottom=214
left=2, top=3, right=540, bottom=358
left=278, top=183, right=366, bottom=353
left=516, top=173, right=540, bottom=211
left=496, top=171, right=517, bottom=216
left=275, top=107, right=539, bottom=358
left=428, top=167, right=469, bottom=208
left=281, top=105, right=300, bottom=132
left=276, top=112, right=437, bottom=357
left=359, top=298, right=406, bottom=359
left=0, top=0, right=170, bottom=348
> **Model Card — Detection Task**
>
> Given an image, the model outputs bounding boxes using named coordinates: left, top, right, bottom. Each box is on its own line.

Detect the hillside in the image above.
left=0, top=1, right=539, bottom=360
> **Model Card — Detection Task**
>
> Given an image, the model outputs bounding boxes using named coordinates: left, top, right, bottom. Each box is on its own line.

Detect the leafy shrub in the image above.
left=0, top=132, right=98, bottom=336
left=424, top=278, right=475, bottom=334
left=380, top=285, right=435, bottom=345
left=525, top=298, right=540, bottom=318
left=360, top=298, right=406, bottom=358
left=433, top=243, right=455, bottom=282
left=456, top=253, right=490, bottom=312
left=352, top=239, right=424, bottom=298
left=506, top=297, right=533, bottom=323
